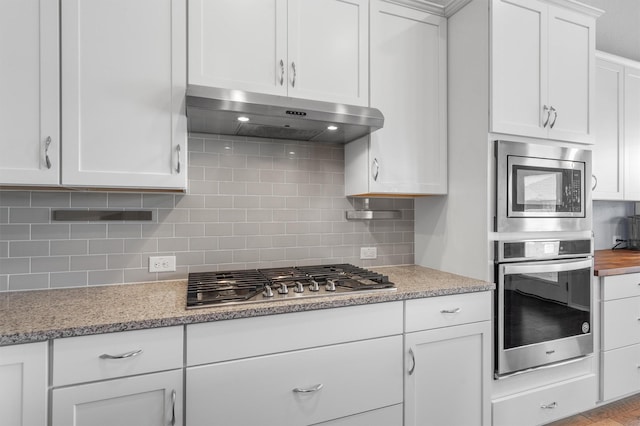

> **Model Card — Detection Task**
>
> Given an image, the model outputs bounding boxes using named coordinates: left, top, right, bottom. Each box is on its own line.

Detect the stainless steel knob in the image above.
left=294, top=281, right=304, bottom=293
left=278, top=284, right=289, bottom=295
left=309, top=280, right=320, bottom=292
left=263, top=285, right=274, bottom=297
left=326, top=279, right=336, bottom=292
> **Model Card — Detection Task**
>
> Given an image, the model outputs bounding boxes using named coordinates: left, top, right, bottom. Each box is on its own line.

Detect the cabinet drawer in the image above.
left=187, top=301, right=403, bottom=366
left=602, top=273, right=640, bottom=300
left=53, top=326, right=183, bottom=386
left=492, top=375, right=596, bottom=426
left=602, top=297, right=640, bottom=350
left=602, top=344, right=640, bottom=401
left=186, top=335, right=403, bottom=426
left=405, top=291, right=491, bottom=333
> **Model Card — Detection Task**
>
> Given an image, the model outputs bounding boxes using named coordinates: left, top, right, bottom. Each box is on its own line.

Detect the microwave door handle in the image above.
left=502, top=258, right=593, bottom=275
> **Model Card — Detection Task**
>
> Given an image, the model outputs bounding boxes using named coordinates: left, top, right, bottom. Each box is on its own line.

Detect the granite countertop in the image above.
left=594, top=249, right=640, bottom=276
left=0, top=265, right=494, bottom=346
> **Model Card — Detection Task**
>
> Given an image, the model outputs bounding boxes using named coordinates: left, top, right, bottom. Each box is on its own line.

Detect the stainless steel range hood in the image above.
left=186, top=85, right=384, bottom=143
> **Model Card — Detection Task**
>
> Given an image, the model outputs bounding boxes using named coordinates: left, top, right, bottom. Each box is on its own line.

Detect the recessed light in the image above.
left=237, top=116, right=250, bottom=122
left=327, top=125, right=338, bottom=131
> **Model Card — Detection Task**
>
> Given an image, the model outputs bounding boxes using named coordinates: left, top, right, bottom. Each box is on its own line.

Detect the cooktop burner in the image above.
left=187, top=264, right=395, bottom=309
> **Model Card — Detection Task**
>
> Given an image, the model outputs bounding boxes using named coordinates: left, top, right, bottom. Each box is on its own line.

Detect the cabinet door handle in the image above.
left=170, top=389, right=176, bottom=426
left=592, top=174, right=598, bottom=191
left=549, top=106, right=558, bottom=128
left=293, top=383, right=323, bottom=393
left=408, top=348, right=416, bottom=375
left=279, top=59, right=285, bottom=86
left=176, top=144, right=181, bottom=174
left=98, top=349, right=143, bottom=359
left=540, top=402, right=557, bottom=409
left=542, top=105, right=551, bottom=128
left=291, top=61, right=297, bottom=88
left=440, top=307, right=461, bottom=314
left=372, top=158, right=379, bottom=181
left=44, top=136, right=52, bottom=169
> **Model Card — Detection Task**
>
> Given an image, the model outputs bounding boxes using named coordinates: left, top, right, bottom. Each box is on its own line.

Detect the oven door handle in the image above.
left=502, top=258, right=592, bottom=275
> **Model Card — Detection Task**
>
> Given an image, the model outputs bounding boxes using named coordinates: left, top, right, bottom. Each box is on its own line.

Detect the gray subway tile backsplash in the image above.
left=0, top=136, right=414, bottom=291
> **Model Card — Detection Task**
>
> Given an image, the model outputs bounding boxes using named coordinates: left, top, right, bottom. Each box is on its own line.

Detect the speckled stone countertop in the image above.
left=0, top=265, right=494, bottom=346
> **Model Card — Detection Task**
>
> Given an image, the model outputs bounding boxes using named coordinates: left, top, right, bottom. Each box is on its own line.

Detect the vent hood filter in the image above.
left=186, top=85, right=384, bottom=144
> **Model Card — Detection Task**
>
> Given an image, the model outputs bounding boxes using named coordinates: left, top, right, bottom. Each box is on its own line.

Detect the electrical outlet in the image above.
left=613, top=235, right=622, bottom=245
left=149, top=256, right=176, bottom=272
left=360, top=247, right=377, bottom=259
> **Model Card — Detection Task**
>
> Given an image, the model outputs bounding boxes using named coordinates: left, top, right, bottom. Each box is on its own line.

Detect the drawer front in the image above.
left=492, top=375, right=596, bottom=426
left=187, top=301, right=403, bottom=366
left=602, top=297, right=640, bottom=350
left=53, top=326, right=183, bottom=386
left=602, top=273, right=640, bottom=300
left=312, top=404, right=403, bottom=426
left=602, top=344, right=640, bottom=401
left=186, top=335, right=403, bottom=426
left=405, top=291, right=491, bottom=333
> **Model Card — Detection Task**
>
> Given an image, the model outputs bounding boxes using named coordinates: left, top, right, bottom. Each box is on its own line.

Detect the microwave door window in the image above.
left=503, top=269, right=591, bottom=350
left=514, top=168, right=563, bottom=212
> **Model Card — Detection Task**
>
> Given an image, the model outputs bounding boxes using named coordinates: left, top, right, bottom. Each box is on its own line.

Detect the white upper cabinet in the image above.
left=188, top=0, right=368, bottom=106
left=61, top=0, right=187, bottom=190
left=0, top=0, right=59, bottom=186
left=491, top=0, right=597, bottom=144
left=593, top=55, right=624, bottom=200
left=624, top=66, right=640, bottom=200
left=345, top=1, right=447, bottom=196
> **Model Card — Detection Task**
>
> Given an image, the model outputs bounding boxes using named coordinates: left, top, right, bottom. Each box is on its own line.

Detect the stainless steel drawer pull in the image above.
left=99, top=349, right=143, bottom=360
left=542, top=105, right=550, bottom=128
left=176, top=144, right=181, bottom=174
left=540, top=402, right=557, bottom=409
left=592, top=174, right=598, bottom=191
left=170, top=389, right=176, bottom=426
left=44, top=136, right=52, bottom=169
left=549, top=106, right=558, bottom=128
left=293, top=383, right=323, bottom=393
left=279, top=59, right=285, bottom=86
left=408, top=348, right=416, bottom=375
left=440, top=308, right=461, bottom=314
left=372, top=158, right=379, bottom=181
left=291, top=61, right=297, bottom=88
left=546, top=350, right=555, bottom=355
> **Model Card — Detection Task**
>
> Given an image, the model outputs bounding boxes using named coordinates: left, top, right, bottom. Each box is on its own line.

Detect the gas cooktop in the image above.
left=186, top=264, right=396, bottom=309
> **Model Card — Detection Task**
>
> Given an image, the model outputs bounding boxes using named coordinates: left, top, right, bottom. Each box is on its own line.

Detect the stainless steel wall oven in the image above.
left=495, top=140, right=592, bottom=233
left=494, top=238, right=593, bottom=377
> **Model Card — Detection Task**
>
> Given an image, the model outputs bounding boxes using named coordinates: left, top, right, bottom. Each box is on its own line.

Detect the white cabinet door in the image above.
left=593, top=57, right=624, bottom=200
left=491, top=0, right=548, bottom=139
left=61, top=0, right=187, bottom=190
left=404, top=321, right=491, bottom=426
left=52, top=369, right=183, bottom=426
left=188, top=0, right=287, bottom=95
left=0, top=0, right=59, bottom=186
left=625, top=66, right=640, bottom=200
left=345, top=1, right=446, bottom=196
left=287, top=0, right=368, bottom=106
left=491, top=0, right=595, bottom=144
left=187, top=336, right=403, bottom=426
left=546, top=5, right=595, bottom=143
left=0, top=342, right=48, bottom=426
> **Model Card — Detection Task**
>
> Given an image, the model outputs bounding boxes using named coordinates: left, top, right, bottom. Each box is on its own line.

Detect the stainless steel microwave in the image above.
left=495, top=141, right=592, bottom=233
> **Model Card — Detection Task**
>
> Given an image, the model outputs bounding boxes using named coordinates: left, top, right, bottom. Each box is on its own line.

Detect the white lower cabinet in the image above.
left=0, top=342, right=48, bottom=426
left=52, top=369, right=183, bottom=426
left=493, top=374, right=597, bottom=426
left=600, top=272, right=640, bottom=401
left=186, top=302, right=404, bottom=426
left=404, top=291, right=492, bottom=426
left=187, top=336, right=402, bottom=426
left=51, top=326, right=184, bottom=426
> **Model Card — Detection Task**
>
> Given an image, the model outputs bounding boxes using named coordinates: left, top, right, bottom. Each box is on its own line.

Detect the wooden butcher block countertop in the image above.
left=594, top=249, right=640, bottom=276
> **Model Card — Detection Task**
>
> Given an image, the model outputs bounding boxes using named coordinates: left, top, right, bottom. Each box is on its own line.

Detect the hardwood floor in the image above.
left=547, top=393, right=640, bottom=426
